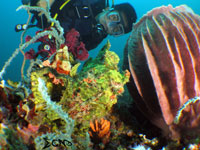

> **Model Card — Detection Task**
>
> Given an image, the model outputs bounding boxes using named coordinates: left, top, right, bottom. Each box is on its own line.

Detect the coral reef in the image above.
left=123, top=4, right=200, bottom=140
left=0, top=3, right=130, bottom=149
left=1, top=2, right=200, bottom=150
left=29, top=41, right=129, bottom=140
left=0, top=35, right=130, bottom=149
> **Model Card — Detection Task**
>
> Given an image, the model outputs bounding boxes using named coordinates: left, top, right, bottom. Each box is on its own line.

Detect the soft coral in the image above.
left=65, top=28, right=89, bottom=61
left=25, top=28, right=89, bottom=61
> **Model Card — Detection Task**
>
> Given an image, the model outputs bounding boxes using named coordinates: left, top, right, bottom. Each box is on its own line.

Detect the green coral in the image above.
left=60, top=41, right=130, bottom=134
left=29, top=41, right=129, bottom=148
left=30, top=68, right=67, bottom=124
left=31, top=71, right=46, bottom=105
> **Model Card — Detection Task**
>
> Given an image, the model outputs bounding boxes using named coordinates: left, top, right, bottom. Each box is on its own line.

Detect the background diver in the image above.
left=16, top=0, right=137, bottom=51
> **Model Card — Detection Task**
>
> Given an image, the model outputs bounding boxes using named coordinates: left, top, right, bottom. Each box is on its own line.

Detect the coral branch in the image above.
left=0, top=48, right=20, bottom=80
left=16, top=5, right=64, bottom=42
left=0, top=4, right=65, bottom=80
left=38, top=77, right=74, bottom=135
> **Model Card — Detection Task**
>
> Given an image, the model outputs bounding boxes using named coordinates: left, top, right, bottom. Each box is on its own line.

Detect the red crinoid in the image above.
left=65, top=28, right=89, bottom=61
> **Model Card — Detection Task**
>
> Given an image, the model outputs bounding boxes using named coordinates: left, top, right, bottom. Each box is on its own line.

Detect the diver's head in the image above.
left=96, top=3, right=137, bottom=36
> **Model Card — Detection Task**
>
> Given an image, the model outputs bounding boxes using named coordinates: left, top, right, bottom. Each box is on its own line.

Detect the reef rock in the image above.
left=123, top=5, right=200, bottom=139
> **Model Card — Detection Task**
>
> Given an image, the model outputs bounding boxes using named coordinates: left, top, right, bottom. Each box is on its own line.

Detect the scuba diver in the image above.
left=16, top=0, right=137, bottom=50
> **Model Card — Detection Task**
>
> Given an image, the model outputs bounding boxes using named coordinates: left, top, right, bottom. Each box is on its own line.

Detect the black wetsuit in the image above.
left=30, top=0, right=107, bottom=50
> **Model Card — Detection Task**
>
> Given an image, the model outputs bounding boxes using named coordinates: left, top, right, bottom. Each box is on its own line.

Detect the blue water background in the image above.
left=0, top=0, right=199, bottom=81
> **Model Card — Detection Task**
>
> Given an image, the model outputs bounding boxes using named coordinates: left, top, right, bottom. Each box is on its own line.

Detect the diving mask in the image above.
left=106, top=11, right=124, bottom=36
